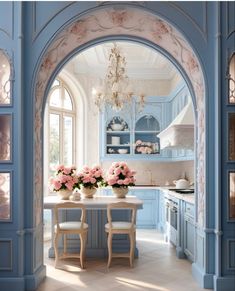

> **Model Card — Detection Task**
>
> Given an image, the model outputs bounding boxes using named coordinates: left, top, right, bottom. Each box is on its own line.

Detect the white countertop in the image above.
left=44, top=195, right=143, bottom=209
left=130, top=185, right=195, bottom=204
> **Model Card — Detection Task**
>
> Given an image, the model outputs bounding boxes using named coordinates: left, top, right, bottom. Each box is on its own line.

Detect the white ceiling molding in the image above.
left=68, top=41, right=178, bottom=80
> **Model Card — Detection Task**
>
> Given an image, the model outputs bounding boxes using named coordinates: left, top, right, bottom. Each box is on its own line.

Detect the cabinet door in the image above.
left=184, top=214, right=195, bottom=261
left=132, top=190, right=156, bottom=228
left=158, top=191, right=166, bottom=232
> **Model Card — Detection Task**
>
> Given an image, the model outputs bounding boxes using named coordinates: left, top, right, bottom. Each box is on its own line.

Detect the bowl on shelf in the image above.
left=111, top=123, right=124, bottom=131
left=118, top=149, right=128, bottom=154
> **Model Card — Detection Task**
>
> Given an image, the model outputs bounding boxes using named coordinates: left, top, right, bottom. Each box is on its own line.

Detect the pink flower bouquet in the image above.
left=49, top=165, right=78, bottom=192
left=76, top=165, right=104, bottom=189
left=105, top=162, right=136, bottom=188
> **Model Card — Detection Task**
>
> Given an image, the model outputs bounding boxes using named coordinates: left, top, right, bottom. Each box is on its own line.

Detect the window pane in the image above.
left=49, top=88, right=61, bottom=108
left=49, top=114, right=60, bottom=174
left=63, top=89, right=73, bottom=110
left=229, top=113, right=235, bottom=161
left=229, top=172, right=235, bottom=219
left=63, top=116, right=73, bottom=165
left=0, top=51, right=11, bottom=105
left=0, top=172, right=10, bottom=220
left=229, top=54, right=235, bottom=104
left=0, top=115, right=11, bottom=161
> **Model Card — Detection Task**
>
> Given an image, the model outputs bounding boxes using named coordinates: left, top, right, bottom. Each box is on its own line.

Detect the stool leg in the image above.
left=107, top=232, right=113, bottom=268
left=129, top=232, right=135, bottom=267
left=64, top=234, right=67, bottom=254
left=54, top=232, right=59, bottom=267
left=80, top=233, right=86, bottom=269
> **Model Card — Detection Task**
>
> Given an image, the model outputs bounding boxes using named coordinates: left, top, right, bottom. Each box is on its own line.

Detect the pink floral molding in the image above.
left=34, top=7, right=205, bottom=226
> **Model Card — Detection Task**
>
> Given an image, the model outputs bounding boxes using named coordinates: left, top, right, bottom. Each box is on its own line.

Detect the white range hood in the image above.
left=157, top=102, right=194, bottom=150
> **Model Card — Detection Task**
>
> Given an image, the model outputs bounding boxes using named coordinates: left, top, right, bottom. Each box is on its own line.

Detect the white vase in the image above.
left=80, top=186, right=97, bottom=198
left=112, top=187, right=128, bottom=198
left=57, top=189, right=72, bottom=200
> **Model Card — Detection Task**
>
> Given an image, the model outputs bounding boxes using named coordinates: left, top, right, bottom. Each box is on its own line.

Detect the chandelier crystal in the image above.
left=93, top=44, right=145, bottom=111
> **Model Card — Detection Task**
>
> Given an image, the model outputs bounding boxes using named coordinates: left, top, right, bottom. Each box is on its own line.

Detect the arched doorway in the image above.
left=34, top=4, right=206, bottom=284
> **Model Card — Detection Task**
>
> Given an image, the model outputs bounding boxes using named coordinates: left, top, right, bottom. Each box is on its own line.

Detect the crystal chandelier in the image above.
left=93, top=44, right=145, bottom=111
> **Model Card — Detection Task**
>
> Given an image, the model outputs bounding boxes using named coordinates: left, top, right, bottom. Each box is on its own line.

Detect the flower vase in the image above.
left=112, top=187, right=128, bottom=198
left=57, top=189, right=72, bottom=200
left=80, top=186, right=97, bottom=198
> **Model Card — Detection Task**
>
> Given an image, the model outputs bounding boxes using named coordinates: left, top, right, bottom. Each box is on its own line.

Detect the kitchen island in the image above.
left=44, top=195, right=143, bottom=258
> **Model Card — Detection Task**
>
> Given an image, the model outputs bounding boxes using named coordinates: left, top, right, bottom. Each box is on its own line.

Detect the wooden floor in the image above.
left=38, top=230, right=208, bottom=291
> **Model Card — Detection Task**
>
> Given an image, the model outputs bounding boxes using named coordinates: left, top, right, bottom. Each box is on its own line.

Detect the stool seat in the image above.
left=55, top=221, right=88, bottom=231
left=105, top=222, right=135, bottom=230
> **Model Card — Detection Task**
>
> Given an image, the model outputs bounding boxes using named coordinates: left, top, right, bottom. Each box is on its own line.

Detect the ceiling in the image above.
left=68, top=41, right=179, bottom=80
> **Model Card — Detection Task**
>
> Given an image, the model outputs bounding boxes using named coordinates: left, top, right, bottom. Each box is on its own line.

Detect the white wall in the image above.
left=101, top=160, right=194, bottom=186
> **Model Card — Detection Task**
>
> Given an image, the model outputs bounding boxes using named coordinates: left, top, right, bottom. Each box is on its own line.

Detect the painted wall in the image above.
left=0, top=1, right=234, bottom=291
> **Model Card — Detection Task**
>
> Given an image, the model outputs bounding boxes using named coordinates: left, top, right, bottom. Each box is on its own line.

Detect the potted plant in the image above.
left=76, top=165, right=104, bottom=198
left=49, top=165, right=78, bottom=200
left=105, top=162, right=136, bottom=198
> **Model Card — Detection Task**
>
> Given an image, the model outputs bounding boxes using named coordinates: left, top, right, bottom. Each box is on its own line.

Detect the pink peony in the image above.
left=105, top=162, right=136, bottom=188
left=56, top=164, right=64, bottom=171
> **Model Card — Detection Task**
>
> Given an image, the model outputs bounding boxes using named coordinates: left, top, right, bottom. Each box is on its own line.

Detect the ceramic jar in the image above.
left=112, top=187, right=129, bottom=198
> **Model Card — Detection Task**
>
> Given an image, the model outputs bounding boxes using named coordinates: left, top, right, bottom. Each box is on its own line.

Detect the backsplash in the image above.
left=101, top=160, right=194, bottom=186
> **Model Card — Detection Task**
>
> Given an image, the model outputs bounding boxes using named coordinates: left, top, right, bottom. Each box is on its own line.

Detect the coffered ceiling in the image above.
left=69, top=41, right=179, bottom=80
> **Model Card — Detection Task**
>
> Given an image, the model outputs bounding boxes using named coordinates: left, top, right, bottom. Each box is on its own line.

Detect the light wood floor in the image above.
left=38, top=230, right=208, bottom=291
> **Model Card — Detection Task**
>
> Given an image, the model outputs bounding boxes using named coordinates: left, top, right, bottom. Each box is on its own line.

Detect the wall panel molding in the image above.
left=0, top=239, right=12, bottom=270
left=169, top=2, right=208, bottom=42
left=227, top=239, right=235, bottom=270
left=32, top=1, right=74, bottom=43
left=0, top=2, right=14, bottom=39
left=226, top=1, right=235, bottom=39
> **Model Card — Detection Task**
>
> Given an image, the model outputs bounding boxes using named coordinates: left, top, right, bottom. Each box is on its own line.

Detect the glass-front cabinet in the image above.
left=106, top=116, right=131, bottom=155
left=103, top=104, right=162, bottom=159
left=134, top=115, right=160, bottom=154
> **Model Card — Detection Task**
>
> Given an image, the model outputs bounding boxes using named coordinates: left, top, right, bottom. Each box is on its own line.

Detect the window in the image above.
left=228, top=53, right=235, bottom=104
left=0, top=50, right=11, bottom=105
left=46, top=79, right=76, bottom=181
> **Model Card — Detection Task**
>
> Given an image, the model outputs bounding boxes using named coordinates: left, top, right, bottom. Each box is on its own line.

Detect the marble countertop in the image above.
left=44, top=195, right=143, bottom=209
left=130, top=185, right=195, bottom=204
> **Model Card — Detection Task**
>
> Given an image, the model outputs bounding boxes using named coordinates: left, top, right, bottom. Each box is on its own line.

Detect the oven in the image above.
left=165, top=197, right=178, bottom=246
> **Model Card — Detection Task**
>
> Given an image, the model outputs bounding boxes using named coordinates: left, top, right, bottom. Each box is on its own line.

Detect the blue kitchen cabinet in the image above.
left=130, top=189, right=157, bottom=229
left=100, top=100, right=169, bottom=160
left=103, top=188, right=157, bottom=229
left=183, top=202, right=195, bottom=261
left=157, top=190, right=166, bottom=233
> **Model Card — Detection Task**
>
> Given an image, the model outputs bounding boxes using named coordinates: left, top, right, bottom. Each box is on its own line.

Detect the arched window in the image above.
left=0, top=50, right=11, bottom=105
left=228, top=53, right=235, bottom=104
left=45, top=78, right=76, bottom=180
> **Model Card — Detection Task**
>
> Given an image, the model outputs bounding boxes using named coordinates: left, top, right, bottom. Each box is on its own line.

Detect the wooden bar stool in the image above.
left=53, top=202, right=88, bottom=269
left=105, top=201, right=137, bottom=268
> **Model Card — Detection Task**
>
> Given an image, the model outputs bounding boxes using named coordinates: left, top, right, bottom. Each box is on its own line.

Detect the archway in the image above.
left=34, top=3, right=205, bottom=263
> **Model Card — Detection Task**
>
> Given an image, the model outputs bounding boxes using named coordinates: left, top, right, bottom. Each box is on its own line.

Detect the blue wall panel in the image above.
left=0, top=1, right=234, bottom=290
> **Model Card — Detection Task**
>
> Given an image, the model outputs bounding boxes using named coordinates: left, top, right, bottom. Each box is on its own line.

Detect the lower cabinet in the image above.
left=183, top=202, right=195, bottom=261
left=157, top=190, right=166, bottom=233
left=131, top=190, right=157, bottom=229
left=101, top=188, right=157, bottom=229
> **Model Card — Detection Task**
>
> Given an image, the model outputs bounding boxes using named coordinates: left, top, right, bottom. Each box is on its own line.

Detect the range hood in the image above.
left=157, top=102, right=194, bottom=150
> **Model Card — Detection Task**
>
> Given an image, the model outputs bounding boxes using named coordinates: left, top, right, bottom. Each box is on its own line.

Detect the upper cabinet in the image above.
left=106, top=116, right=131, bottom=155
left=102, top=99, right=163, bottom=159
left=134, top=115, right=160, bottom=155
left=100, top=85, right=194, bottom=161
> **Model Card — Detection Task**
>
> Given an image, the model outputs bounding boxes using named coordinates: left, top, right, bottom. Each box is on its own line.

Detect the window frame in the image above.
left=46, top=78, right=76, bottom=194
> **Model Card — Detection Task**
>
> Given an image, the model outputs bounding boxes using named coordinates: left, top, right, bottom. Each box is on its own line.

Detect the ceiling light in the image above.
left=93, top=43, right=145, bottom=111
